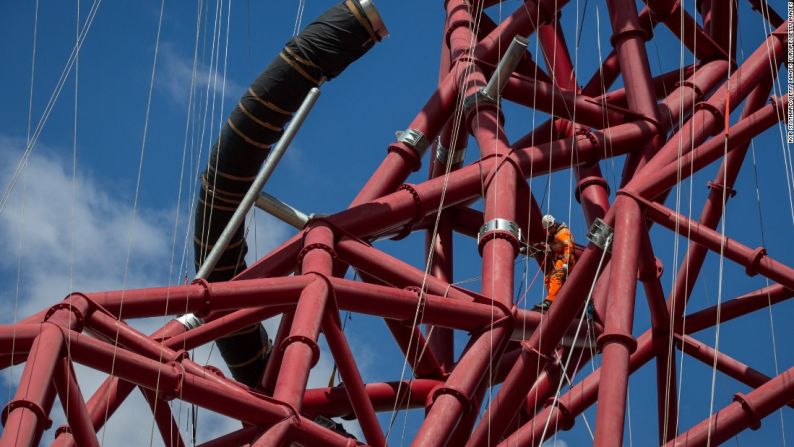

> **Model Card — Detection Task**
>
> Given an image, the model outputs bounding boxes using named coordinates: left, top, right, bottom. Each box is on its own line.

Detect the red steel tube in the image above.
left=497, top=330, right=656, bottom=446
left=630, top=22, right=785, bottom=177
left=468, top=239, right=610, bottom=446
left=683, top=284, right=794, bottom=334
left=52, top=357, right=100, bottom=447
left=631, top=194, right=794, bottom=291
left=322, top=305, right=386, bottom=446
left=664, top=366, right=794, bottom=446
left=140, top=387, right=186, bottom=447
left=262, top=223, right=336, bottom=447
left=675, top=334, right=794, bottom=409
left=0, top=324, right=63, bottom=447
left=302, top=379, right=441, bottom=419
left=593, top=197, right=642, bottom=447
left=638, top=232, right=678, bottom=443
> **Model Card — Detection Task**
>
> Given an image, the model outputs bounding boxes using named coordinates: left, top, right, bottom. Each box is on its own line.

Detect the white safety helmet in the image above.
left=541, top=214, right=556, bottom=229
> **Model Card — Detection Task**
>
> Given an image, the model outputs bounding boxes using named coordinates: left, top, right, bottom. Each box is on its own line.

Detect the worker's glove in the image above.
left=561, top=264, right=569, bottom=275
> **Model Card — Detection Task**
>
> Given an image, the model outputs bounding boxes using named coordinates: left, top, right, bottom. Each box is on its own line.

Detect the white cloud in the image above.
left=157, top=43, right=245, bottom=105
left=0, top=136, right=305, bottom=445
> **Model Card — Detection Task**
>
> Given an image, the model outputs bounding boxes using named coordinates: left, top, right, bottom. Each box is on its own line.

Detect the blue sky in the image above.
left=0, top=1, right=792, bottom=446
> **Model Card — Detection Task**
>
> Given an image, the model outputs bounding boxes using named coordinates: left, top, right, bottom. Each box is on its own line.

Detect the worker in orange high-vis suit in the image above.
left=533, top=214, right=575, bottom=313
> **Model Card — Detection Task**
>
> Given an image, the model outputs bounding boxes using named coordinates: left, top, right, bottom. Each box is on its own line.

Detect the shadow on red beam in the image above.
left=302, top=379, right=442, bottom=419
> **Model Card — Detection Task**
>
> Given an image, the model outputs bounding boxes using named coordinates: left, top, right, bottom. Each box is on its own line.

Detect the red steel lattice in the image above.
left=1, top=1, right=792, bottom=446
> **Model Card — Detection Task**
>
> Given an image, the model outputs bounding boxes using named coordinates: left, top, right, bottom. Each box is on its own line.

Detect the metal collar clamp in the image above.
left=176, top=313, right=204, bottom=330
left=435, top=138, right=466, bottom=165
left=477, top=218, right=522, bottom=254
left=586, top=217, right=614, bottom=253
left=395, top=128, right=431, bottom=158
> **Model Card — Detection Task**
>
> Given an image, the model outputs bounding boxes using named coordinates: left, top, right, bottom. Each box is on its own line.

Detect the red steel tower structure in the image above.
left=1, top=1, right=792, bottom=446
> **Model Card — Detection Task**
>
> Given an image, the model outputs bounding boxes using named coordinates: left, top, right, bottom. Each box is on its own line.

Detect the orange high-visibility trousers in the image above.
left=544, top=259, right=568, bottom=302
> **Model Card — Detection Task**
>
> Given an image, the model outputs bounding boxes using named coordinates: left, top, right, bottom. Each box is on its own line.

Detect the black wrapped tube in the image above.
left=194, top=1, right=385, bottom=387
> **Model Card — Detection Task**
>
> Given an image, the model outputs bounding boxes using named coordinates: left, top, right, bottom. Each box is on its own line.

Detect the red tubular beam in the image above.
left=0, top=325, right=63, bottom=447
left=258, top=224, right=337, bottom=442
left=639, top=233, right=679, bottom=444
left=606, top=0, right=665, bottom=184
left=336, top=238, right=475, bottom=303
left=468, top=239, right=610, bottom=446
left=272, top=226, right=334, bottom=411
left=664, top=366, right=794, bottom=446
left=537, top=15, right=611, bottom=226
left=638, top=78, right=780, bottom=327
left=85, top=275, right=309, bottom=319
left=473, top=0, right=568, bottom=62
left=675, top=334, right=794, bottom=409
left=633, top=195, right=794, bottom=291
left=384, top=320, right=444, bottom=378
left=643, top=0, right=730, bottom=61
left=52, top=357, right=100, bottom=447
left=497, top=331, right=657, bottom=447
left=302, top=379, right=441, bottom=418
left=632, top=23, right=785, bottom=177
left=236, top=232, right=302, bottom=280
left=0, top=323, right=41, bottom=356
left=260, top=311, right=294, bottom=395
left=140, top=387, right=186, bottom=447
left=358, top=271, right=444, bottom=377
left=416, top=326, right=512, bottom=446
left=163, top=304, right=292, bottom=352
left=351, top=73, right=458, bottom=206
left=683, top=284, right=794, bottom=334
left=593, top=197, right=642, bottom=447
left=322, top=308, right=386, bottom=446
left=198, top=426, right=260, bottom=447
left=502, top=75, right=633, bottom=128
left=632, top=95, right=785, bottom=204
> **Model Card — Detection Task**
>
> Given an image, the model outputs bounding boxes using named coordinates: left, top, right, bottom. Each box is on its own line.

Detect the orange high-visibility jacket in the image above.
left=548, top=224, right=574, bottom=265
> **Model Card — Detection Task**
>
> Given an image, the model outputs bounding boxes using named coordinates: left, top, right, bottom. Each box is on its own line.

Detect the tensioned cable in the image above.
left=669, top=0, right=697, bottom=436
left=64, top=0, right=81, bottom=429
left=385, top=2, right=489, bottom=441
left=147, top=1, right=206, bottom=445
left=174, top=0, right=211, bottom=435
left=0, top=0, right=102, bottom=217
left=745, top=7, right=788, bottom=443
left=538, top=233, right=611, bottom=443
left=100, top=1, right=166, bottom=443
left=7, top=0, right=39, bottom=408
left=706, top=1, right=736, bottom=444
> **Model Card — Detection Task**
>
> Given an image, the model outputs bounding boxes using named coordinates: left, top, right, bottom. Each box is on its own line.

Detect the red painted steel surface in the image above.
left=0, top=1, right=791, bottom=446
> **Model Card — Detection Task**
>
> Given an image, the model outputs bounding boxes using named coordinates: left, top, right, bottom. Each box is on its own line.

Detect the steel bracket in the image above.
left=587, top=217, right=614, bottom=252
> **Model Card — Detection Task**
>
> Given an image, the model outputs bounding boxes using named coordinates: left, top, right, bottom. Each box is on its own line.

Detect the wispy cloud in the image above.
left=157, top=42, right=244, bottom=105
left=0, top=134, right=308, bottom=445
